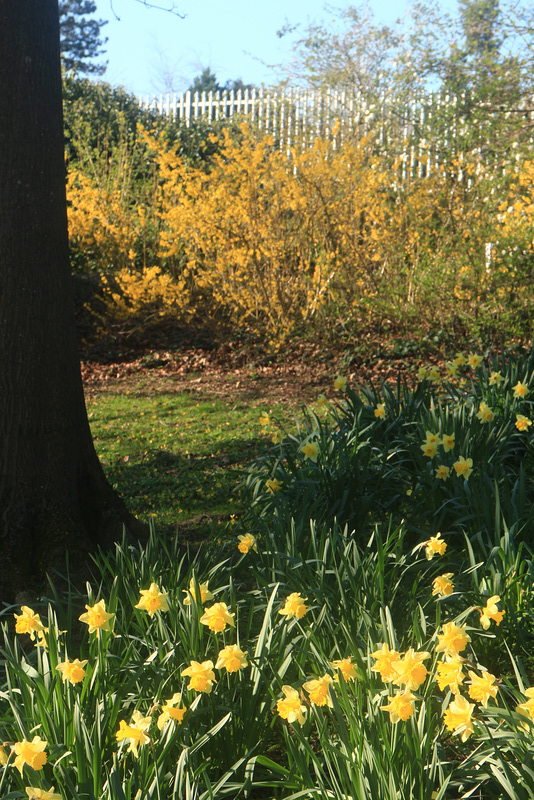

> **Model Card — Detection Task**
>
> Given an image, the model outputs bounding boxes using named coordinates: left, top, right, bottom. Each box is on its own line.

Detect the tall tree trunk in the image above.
left=0, top=0, right=145, bottom=602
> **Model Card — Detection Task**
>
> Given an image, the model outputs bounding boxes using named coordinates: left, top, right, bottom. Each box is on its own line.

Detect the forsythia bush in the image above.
left=67, top=120, right=529, bottom=340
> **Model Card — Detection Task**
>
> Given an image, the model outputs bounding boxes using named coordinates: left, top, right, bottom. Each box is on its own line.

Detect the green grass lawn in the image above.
left=87, top=389, right=286, bottom=525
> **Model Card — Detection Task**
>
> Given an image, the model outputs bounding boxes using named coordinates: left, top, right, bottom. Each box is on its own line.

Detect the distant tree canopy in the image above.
left=188, top=67, right=255, bottom=94
left=59, top=0, right=107, bottom=75
left=278, top=0, right=534, bottom=108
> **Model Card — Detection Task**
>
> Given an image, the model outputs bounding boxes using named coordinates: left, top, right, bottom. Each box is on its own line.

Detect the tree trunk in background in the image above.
left=0, top=0, right=145, bottom=602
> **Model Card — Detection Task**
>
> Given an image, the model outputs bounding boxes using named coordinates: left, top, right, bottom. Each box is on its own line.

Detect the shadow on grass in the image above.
left=100, top=437, right=265, bottom=525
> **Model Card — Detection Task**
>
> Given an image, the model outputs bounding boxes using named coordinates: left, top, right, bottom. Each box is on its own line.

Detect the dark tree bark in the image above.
left=0, top=0, right=146, bottom=602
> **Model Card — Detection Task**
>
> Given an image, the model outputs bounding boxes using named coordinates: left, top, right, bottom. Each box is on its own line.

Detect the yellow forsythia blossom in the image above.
left=432, top=573, right=454, bottom=597
left=116, top=711, right=151, bottom=757
left=79, top=600, right=114, bottom=635
left=381, top=690, right=416, bottom=723
left=277, top=686, right=306, bottom=724
left=56, top=658, right=88, bottom=685
left=182, top=578, right=214, bottom=606
left=479, top=595, right=504, bottom=629
left=181, top=660, right=216, bottom=693
left=157, top=694, right=186, bottom=729
left=135, top=583, right=170, bottom=616
left=259, top=412, right=271, bottom=428
left=444, top=694, right=475, bottom=741
left=424, top=532, right=447, bottom=560
left=12, top=736, right=47, bottom=775
left=237, top=533, right=258, bottom=554
left=278, top=592, right=308, bottom=620
left=215, top=644, right=248, bottom=673
left=468, top=670, right=498, bottom=706
left=303, top=674, right=334, bottom=707
left=199, top=602, right=235, bottom=632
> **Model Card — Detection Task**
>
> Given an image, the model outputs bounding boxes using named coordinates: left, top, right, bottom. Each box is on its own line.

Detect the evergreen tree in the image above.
left=59, top=0, right=107, bottom=75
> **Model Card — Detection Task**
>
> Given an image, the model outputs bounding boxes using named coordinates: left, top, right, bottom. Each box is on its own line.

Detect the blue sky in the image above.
left=94, top=0, right=457, bottom=98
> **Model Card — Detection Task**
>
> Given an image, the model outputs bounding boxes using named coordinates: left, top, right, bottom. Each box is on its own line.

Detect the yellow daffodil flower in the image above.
left=181, top=660, right=216, bottom=693
left=479, top=595, right=504, bottom=629
left=317, top=394, right=328, bottom=409
left=468, top=353, right=482, bottom=369
left=517, top=687, right=534, bottom=721
left=435, top=622, right=471, bottom=656
left=334, top=376, right=347, bottom=391
left=12, top=736, right=47, bottom=775
left=445, top=362, right=459, bottom=378
left=453, top=353, right=467, bottom=368
left=277, top=686, right=306, bottom=724
left=0, top=745, right=8, bottom=766
left=278, top=592, right=308, bottom=619
left=516, top=414, right=532, bottom=431
left=382, top=690, right=416, bottom=723
left=476, top=401, right=494, bottom=423
left=417, top=366, right=428, bottom=380
left=441, top=433, right=455, bottom=452
left=56, top=658, right=88, bottom=685
left=182, top=578, right=214, bottom=606
left=331, top=657, right=359, bottom=682
left=453, top=456, right=473, bottom=480
left=436, top=655, right=465, bottom=693
left=237, top=533, right=258, bottom=554
left=199, top=602, right=235, bottom=632
left=301, top=441, right=319, bottom=462
left=215, top=644, right=248, bottom=673
left=391, top=648, right=430, bottom=690
left=435, top=464, right=450, bottom=480
left=421, top=441, right=439, bottom=458
left=266, top=478, right=282, bottom=493
left=424, top=532, right=447, bottom=559
left=489, top=370, right=503, bottom=386
left=14, top=607, right=46, bottom=641
left=374, top=403, right=386, bottom=418
left=135, top=583, right=170, bottom=617
left=25, top=788, right=62, bottom=800
left=513, top=381, right=529, bottom=398
left=428, top=366, right=440, bottom=381
left=157, top=694, right=186, bottom=729
left=303, top=674, right=334, bottom=707
left=370, top=643, right=401, bottom=682
left=116, top=710, right=151, bottom=757
left=444, top=694, right=475, bottom=741
left=79, top=600, right=114, bottom=635
left=468, top=670, right=498, bottom=706
left=432, top=573, right=454, bottom=597
left=271, top=430, right=284, bottom=444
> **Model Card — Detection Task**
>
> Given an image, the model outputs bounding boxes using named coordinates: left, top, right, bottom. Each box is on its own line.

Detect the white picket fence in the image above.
left=138, top=87, right=531, bottom=179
